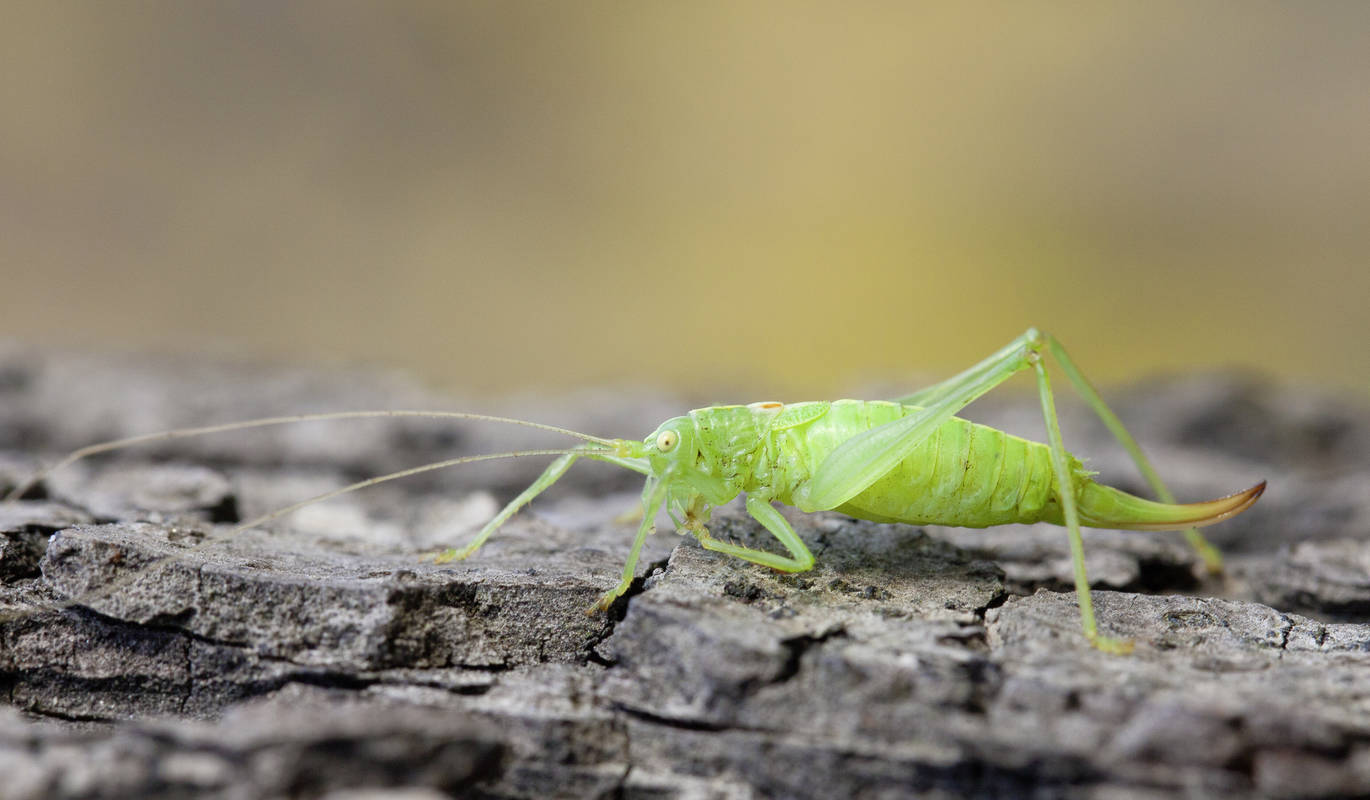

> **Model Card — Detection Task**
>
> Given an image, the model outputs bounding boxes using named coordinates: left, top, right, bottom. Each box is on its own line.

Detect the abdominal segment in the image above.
left=834, top=418, right=1063, bottom=528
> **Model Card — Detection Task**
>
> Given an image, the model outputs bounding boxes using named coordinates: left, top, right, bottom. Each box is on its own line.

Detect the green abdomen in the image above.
left=779, top=401, right=1065, bottom=528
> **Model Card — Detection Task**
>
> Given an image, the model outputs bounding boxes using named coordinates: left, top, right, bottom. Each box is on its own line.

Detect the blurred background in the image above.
left=1, top=2, right=1366, bottom=399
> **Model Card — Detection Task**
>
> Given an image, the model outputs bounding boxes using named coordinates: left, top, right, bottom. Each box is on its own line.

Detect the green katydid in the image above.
left=6, top=329, right=1263, bottom=653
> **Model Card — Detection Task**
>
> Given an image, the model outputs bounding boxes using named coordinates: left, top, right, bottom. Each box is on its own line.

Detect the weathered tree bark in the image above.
left=1, top=345, right=1368, bottom=799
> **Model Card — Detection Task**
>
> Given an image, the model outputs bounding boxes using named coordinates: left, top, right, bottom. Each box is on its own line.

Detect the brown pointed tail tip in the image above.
left=1079, top=480, right=1266, bottom=532
left=1185, top=480, right=1266, bottom=528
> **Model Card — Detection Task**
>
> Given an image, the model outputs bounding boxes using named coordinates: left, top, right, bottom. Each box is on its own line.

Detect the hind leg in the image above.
left=1031, top=347, right=1133, bottom=654
left=1044, top=334, right=1222, bottom=573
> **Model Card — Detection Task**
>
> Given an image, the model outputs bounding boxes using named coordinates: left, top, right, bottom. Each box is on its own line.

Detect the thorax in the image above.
left=685, top=403, right=783, bottom=494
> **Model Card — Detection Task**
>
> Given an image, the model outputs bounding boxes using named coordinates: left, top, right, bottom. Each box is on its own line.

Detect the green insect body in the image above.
left=8, top=329, right=1265, bottom=655
left=756, top=400, right=1066, bottom=527
left=653, top=400, right=1063, bottom=531
left=680, top=399, right=1215, bottom=532
left=440, top=329, right=1263, bottom=655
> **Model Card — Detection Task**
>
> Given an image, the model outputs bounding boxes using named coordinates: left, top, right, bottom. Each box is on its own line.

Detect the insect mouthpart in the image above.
left=612, top=439, right=645, bottom=459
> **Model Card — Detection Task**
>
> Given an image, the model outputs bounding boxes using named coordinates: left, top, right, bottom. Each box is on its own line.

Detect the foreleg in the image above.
left=433, top=452, right=580, bottom=563
left=590, top=476, right=670, bottom=611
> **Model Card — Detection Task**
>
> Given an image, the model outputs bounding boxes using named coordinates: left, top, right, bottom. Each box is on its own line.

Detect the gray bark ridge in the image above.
left=3, top=347, right=1369, bottom=799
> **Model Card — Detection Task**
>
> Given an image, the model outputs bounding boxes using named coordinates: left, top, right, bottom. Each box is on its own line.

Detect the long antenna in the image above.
left=5, top=410, right=615, bottom=501
left=0, top=446, right=614, bottom=628
left=231, top=447, right=609, bottom=532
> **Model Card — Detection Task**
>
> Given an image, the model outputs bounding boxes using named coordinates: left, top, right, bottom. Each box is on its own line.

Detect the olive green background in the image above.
left=2, top=3, right=1366, bottom=397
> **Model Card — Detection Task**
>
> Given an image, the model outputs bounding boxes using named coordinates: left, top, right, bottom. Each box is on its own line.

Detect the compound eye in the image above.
left=655, top=430, right=679, bottom=452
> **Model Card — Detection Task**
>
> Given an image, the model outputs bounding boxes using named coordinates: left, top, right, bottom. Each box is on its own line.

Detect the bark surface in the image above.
left=1, top=345, right=1368, bottom=799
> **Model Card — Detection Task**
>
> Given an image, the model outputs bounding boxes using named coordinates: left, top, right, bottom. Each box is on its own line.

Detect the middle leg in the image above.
left=696, top=495, right=816, bottom=573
